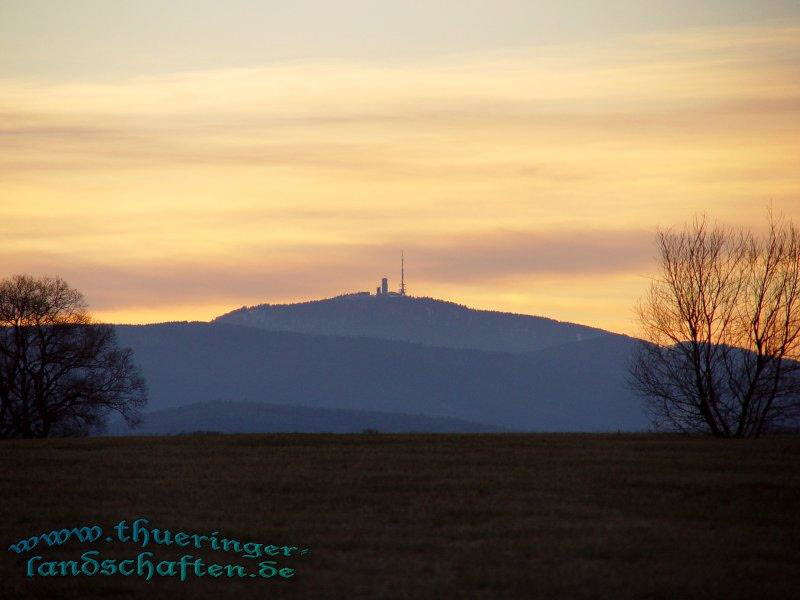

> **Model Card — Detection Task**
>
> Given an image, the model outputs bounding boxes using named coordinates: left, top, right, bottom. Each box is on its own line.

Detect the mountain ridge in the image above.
left=214, top=293, right=615, bottom=353
left=113, top=322, right=646, bottom=432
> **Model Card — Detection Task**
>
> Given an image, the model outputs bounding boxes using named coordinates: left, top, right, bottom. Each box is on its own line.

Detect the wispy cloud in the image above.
left=0, top=228, right=659, bottom=311
left=1, top=23, right=798, bottom=332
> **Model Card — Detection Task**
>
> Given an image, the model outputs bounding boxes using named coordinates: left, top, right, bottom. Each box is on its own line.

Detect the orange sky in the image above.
left=1, top=5, right=798, bottom=335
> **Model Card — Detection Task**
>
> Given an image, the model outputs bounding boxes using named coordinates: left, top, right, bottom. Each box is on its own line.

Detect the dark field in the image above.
left=2, top=434, right=799, bottom=599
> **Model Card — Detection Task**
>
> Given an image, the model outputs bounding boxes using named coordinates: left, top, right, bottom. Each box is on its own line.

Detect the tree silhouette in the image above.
left=630, top=213, right=800, bottom=437
left=0, top=275, right=147, bottom=438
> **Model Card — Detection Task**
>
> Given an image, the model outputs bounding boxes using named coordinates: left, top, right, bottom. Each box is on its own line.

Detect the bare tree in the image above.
left=630, top=213, right=800, bottom=437
left=0, top=275, right=147, bottom=438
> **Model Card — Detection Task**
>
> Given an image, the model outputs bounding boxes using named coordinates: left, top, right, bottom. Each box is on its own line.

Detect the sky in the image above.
left=1, top=1, right=798, bottom=335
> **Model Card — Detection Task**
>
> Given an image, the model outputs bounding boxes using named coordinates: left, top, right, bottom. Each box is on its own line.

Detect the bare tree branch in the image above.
left=629, top=213, right=800, bottom=437
left=0, top=275, right=147, bottom=438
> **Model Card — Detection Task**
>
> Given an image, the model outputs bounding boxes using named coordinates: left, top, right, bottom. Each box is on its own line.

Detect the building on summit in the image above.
left=375, top=252, right=407, bottom=297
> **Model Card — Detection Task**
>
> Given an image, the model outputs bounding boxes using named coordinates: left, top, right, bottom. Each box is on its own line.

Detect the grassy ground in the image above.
left=1, top=433, right=799, bottom=599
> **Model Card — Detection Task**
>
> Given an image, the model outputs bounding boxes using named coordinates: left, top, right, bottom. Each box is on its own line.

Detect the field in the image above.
left=2, top=433, right=799, bottom=599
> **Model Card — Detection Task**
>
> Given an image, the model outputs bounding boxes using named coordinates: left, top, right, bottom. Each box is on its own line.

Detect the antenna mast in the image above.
left=400, top=250, right=406, bottom=296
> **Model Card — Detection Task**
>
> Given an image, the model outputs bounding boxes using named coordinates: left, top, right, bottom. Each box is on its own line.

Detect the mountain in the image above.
left=113, top=322, right=646, bottom=432
left=213, top=294, right=610, bottom=353
left=107, top=401, right=506, bottom=435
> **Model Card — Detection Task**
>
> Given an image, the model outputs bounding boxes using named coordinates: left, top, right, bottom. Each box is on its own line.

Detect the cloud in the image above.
left=1, top=23, right=798, bottom=330
left=0, top=228, right=656, bottom=314
left=402, top=229, right=656, bottom=281
left=1, top=24, right=798, bottom=176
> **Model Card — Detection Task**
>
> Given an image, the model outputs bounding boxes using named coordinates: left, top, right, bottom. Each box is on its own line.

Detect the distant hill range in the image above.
left=112, top=295, right=646, bottom=434
left=107, top=401, right=506, bottom=435
left=214, top=294, right=608, bottom=353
